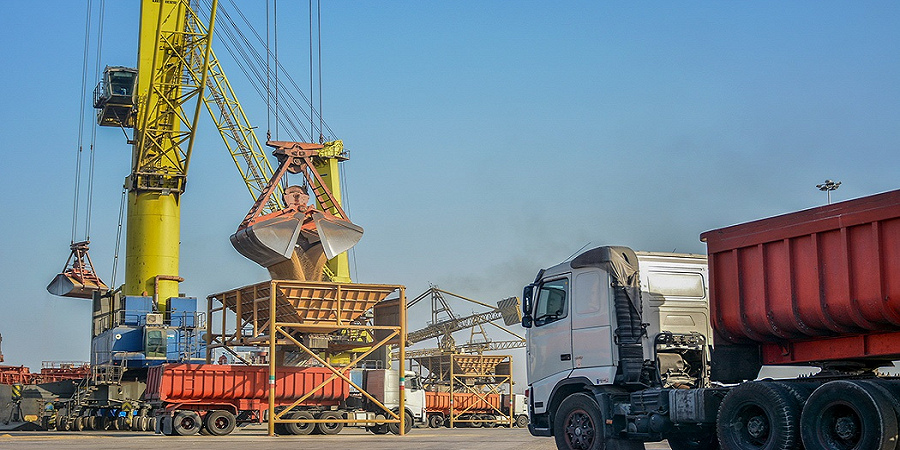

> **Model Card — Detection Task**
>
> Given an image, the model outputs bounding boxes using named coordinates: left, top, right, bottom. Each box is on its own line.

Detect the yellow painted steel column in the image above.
left=124, top=191, right=180, bottom=301
left=314, top=148, right=351, bottom=282
left=399, top=287, right=406, bottom=435
left=124, top=0, right=186, bottom=307
left=268, top=280, right=277, bottom=437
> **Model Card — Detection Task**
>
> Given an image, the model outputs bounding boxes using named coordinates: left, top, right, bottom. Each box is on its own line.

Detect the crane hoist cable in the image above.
left=203, top=0, right=338, bottom=141
left=49, top=0, right=110, bottom=299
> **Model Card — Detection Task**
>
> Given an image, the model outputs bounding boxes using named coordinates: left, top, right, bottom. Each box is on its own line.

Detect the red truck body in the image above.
left=701, top=189, right=900, bottom=365
left=145, top=363, right=347, bottom=414
left=425, top=391, right=501, bottom=413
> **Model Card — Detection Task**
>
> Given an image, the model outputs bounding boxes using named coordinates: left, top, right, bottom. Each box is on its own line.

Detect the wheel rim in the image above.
left=180, top=416, right=197, bottom=430
left=817, top=403, right=861, bottom=450
left=213, top=416, right=230, bottom=430
left=730, top=403, right=770, bottom=448
left=563, top=408, right=595, bottom=450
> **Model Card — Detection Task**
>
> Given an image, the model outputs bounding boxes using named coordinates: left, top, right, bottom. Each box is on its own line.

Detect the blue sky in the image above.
left=1, top=2, right=898, bottom=385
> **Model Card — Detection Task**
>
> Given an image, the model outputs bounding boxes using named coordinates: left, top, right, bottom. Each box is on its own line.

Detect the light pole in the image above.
left=816, top=180, right=841, bottom=204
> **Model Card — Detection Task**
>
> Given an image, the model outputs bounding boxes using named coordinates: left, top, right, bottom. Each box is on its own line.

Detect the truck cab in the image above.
left=521, top=247, right=711, bottom=445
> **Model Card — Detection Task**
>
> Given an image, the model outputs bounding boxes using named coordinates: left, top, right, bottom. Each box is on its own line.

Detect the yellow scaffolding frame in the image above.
left=206, top=280, right=407, bottom=436
left=447, top=354, right=513, bottom=428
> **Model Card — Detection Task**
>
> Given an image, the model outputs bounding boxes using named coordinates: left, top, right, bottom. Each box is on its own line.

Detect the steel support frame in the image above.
left=205, top=280, right=406, bottom=436
left=448, top=354, right=513, bottom=428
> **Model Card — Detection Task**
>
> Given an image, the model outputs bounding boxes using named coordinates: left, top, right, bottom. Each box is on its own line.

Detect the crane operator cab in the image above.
left=93, top=66, right=137, bottom=127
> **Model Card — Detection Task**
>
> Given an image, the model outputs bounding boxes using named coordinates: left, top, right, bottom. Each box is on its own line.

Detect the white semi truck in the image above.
left=522, top=248, right=713, bottom=450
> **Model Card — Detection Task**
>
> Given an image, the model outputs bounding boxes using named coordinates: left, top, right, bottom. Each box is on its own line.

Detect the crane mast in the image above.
left=126, top=0, right=217, bottom=310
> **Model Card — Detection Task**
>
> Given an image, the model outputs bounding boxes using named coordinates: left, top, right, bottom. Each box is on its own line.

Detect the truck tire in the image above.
left=316, top=411, right=344, bottom=435
left=800, top=380, right=898, bottom=450
left=717, top=381, right=799, bottom=450
left=428, top=414, right=444, bottom=428
left=140, top=416, right=151, bottom=432
left=553, top=393, right=605, bottom=450
left=204, top=410, right=236, bottom=436
left=173, top=411, right=202, bottom=436
left=367, top=424, right=390, bottom=434
left=388, top=411, right=413, bottom=435
left=285, top=411, right=315, bottom=435
left=516, top=414, right=529, bottom=428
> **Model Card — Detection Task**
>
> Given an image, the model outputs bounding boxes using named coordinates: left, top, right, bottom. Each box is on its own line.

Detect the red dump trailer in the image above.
left=702, top=189, right=900, bottom=371
left=146, top=363, right=424, bottom=436
left=424, top=391, right=528, bottom=428
left=146, top=364, right=346, bottom=436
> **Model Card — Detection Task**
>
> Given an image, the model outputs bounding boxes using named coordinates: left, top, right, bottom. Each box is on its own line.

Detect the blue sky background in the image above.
left=1, top=2, right=898, bottom=386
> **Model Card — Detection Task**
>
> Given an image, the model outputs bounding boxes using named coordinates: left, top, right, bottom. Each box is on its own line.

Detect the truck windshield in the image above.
left=533, top=278, right=568, bottom=326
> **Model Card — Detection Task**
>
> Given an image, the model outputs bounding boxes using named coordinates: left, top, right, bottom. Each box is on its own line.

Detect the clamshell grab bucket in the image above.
left=47, top=272, right=110, bottom=299
left=230, top=211, right=364, bottom=268
left=311, top=212, right=364, bottom=260
left=47, top=240, right=109, bottom=299
left=230, top=213, right=305, bottom=268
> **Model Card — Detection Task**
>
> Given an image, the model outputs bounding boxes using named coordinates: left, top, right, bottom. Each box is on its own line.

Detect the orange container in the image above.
left=425, top=391, right=501, bottom=413
left=146, top=364, right=347, bottom=406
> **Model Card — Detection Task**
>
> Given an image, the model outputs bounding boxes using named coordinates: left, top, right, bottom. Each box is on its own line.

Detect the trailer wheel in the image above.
left=312, top=411, right=344, bottom=435
left=388, top=411, right=413, bottom=435
left=800, top=380, right=898, bottom=450
left=203, top=410, right=236, bottom=436
left=73, top=416, right=85, bottom=431
left=285, top=411, right=315, bottom=435
left=554, top=393, right=605, bottom=450
left=717, top=381, right=799, bottom=450
left=428, top=414, right=444, bottom=428
left=173, top=411, right=202, bottom=436
left=516, top=414, right=529, bottom=428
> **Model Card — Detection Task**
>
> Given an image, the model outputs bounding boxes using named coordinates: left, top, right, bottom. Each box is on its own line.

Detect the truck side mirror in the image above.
left=521, top=285, right=534, bottom=328
left=521, top=315, right=533, bottom=328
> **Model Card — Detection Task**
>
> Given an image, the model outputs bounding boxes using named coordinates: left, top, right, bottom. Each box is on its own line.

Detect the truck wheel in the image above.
left=667, top=432, right=719, bottom=450
left=316, top=411, right=344, bottom=435
left=717, top=381, right=799, bottom=450
left=73, top=416, right=85, bottom=431
left=428, top=414, right=444, bottom=428
left=367, top=424, right=390, bottom=435
left=554, top=393, right=605, bottom=450
left=800, top=380, right=898, bottom=450
left=388, top=411, right=413, bottom=435
left=173, top=411, right=202, bottom=436
left=285, top=411, right=315, bottom=435
left=140, top=416, right=151, bottom=432
left=516, top=414, right=529, bottom=428
left=204, top=410, right=236, bottom=436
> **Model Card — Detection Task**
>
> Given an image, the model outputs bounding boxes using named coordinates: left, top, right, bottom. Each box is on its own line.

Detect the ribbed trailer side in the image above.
left=146, top=364, right=347, bottom=405
left=425, top=392, right=501, bottom=413
left=700, top=189, right=900, bottom=366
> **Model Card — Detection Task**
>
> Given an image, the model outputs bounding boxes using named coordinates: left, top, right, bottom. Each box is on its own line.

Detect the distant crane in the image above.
left=401, top=286, right=523, bottom=358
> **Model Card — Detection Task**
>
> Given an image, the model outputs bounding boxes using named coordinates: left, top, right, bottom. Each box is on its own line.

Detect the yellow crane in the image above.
left=52, top=0, right=359, bottom=316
